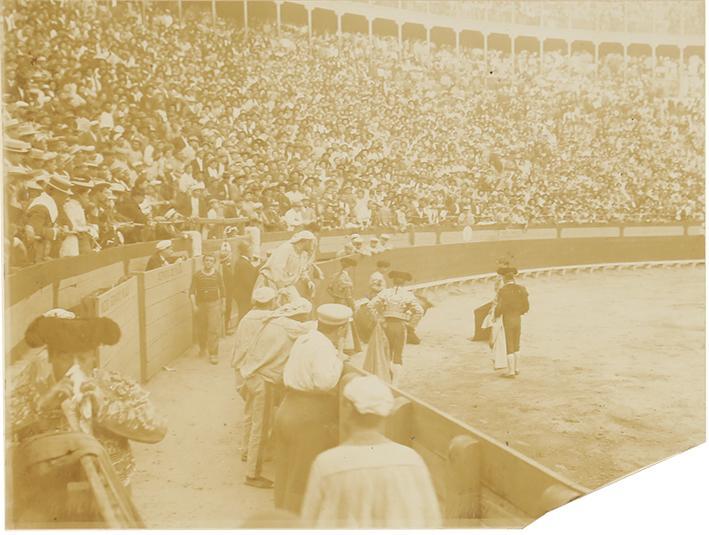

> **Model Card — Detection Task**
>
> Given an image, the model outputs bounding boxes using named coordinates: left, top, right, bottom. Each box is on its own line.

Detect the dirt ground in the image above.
left=130, top=337, right=276, bottom=528
left=394, top=266, right=706, bottom=490
left=130, top=265, right=705, bottom=527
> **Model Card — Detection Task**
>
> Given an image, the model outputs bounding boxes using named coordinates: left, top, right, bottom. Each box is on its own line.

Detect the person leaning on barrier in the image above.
left=238, top=297, right=315, bottom=489
left=233, top=240, right=260, bottom=325
left=9, top=309, right=167, bottom=525
left=24, top=174, right=73, bottom=262
left=190, top=252, right=226, bottom=364
left=145, top=239, right=177, bottom=271
left=273, top=303, right=352, bottom=515
left=301, top=375, right=441, bottom=529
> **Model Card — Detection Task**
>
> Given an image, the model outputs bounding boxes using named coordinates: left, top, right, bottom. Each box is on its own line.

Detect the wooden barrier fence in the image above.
left=338, top=368, right=588, bottom=528
left=135, top=260, right=196, bottom=382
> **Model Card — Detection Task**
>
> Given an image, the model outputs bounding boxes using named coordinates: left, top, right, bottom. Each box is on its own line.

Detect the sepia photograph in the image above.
left=2, top=0, right=706, bottom=529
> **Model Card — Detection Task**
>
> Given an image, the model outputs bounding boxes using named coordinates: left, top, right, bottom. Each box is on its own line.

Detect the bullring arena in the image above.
left=127, top=251, right=705, bottom=528
left=3, top=0, right=706, bottom=529
left=7, top=221, right=704, bottom=528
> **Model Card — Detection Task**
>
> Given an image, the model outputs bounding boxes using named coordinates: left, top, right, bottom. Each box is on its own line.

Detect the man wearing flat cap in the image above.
left=237, top=297, right=315, bottom=489
left=367, top=271, right=423, bottom=386
left=301, top=375, right=441, bottom=528
left=273, top=303, right=352, bottom=514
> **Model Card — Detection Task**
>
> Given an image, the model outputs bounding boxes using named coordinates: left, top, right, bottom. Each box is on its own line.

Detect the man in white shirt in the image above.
left=283, top=200, right=305, bottom=231
left=301, top=375, right=441, bottom=529
left=273, top=304, right=352, bottom=514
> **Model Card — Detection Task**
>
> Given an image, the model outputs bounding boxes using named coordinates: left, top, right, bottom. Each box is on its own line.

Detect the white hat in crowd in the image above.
left=343, top=375, right=395, bottom=417
left=252, top=287, right=277, bottom=304
left=316, top=303, right=352, bottom=326
left=156, top=240, right=172, bottom=251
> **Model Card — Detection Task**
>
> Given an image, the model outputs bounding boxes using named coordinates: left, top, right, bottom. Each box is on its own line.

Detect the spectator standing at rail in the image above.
left=24, top=175, right=73, bottom=263
left=219, top=246, right=236, bottom=334
left=327, top=256, right=361, bottom=354
left=273, top=303, right=352, bottom=514
left=238, top=298, right=314, bottom=489
left=367, top=271, right=423, bottom=387
left=494, top=272, right=530, bottom=378
left=190, top=252, right=225, bottom=364
left=232, top=241, right=259, bottom=325
left=145, top=240, right=176, bottom=271
left=368, top=260, right=390, bottom=300
left=301, top=375, right=441, bottom=529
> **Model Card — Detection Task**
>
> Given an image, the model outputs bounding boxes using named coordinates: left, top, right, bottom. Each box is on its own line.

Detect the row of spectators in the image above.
left=3, top=0, right=705, bottom=267
left=366, top=0, right=704, bottom=35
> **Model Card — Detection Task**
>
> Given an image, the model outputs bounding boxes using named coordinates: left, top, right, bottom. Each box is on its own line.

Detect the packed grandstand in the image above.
left=3, top=0, right=705, bottom=268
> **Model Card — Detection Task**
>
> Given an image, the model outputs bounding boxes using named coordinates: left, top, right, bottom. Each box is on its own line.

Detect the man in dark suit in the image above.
left=220, top=248, right=236, bottom=334
left=116, top=188, right=149, bottom=243
left=494, top=272, right=530, bottom=378
left=175, top=184, right=208, bottom=219
left=233, top=240, right=259, bottom=326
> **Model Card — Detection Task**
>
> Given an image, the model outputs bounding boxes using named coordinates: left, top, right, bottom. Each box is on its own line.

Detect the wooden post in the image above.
left=178, top=0, right=182, bottom=23
left=445, top=435, right=482, bottom=520
left=338, top=371, right=361, bottom=443
left=307, top=7, right=312, bottom=45
left=243, top=0, right=248, bottom=38
left=276, top=0, right=281, bottom=35
left=385, top=397, right=413, bottom=446
left=211, top=0, right=216, bottom=25
left=136, top=272, right=148, bottom=383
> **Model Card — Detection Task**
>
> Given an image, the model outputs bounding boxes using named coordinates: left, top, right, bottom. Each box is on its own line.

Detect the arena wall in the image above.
left=5, top=226, right=704, bottom=363
left=3, top=225, right=704, bottom=525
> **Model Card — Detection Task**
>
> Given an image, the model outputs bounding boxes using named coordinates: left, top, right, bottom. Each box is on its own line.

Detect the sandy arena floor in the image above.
left=131, top=265, right=705, bottom=527
left=394, top=266, right=706, bottom=490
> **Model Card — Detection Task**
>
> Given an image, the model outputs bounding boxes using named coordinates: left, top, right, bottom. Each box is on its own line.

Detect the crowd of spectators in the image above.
left=3, top=0, right=705, bottom=267
left=366, top=0, right=704, bottom=34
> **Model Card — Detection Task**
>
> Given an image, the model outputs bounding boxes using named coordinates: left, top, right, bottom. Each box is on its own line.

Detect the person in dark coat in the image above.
left=233, top=241, right=259, bottom=325
left=145, top=240, right=176, bottom=271
left=220, top=248, right=235, bottom=334
left=494, top=272, right=530, bottom=378
left=116, top=188, right=148, bottom=244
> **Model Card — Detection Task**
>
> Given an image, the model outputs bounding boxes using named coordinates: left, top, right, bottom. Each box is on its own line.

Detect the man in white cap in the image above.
left=351, top=235, right=370, bottom=256
left=237, top=297, right=315, bottom=489
left=369, top=236, right=385, bottom=255
left=273, top=303, right=352, bottom=514
left=254, top=230, right=317, bottom=305
left=145, top=240, right=176, bottom=271
left=380, top=234, right=393, bottom=251
left=232, top=287, right=277, bottom=468
left=301, top=375, right=441, bottom=529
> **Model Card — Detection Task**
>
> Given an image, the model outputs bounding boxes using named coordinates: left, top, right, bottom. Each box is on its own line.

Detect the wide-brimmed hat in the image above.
left=46, top=174, right=73, bottom=195
left=72, top=178, right=95, bottom=190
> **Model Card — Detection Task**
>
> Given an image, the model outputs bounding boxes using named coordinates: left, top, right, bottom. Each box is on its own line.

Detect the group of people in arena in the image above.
left=9, top=227, right=437, bottom=528
left=225, top=231, right=440, bottom=527
left=4, top=0, right=705, bottom=268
